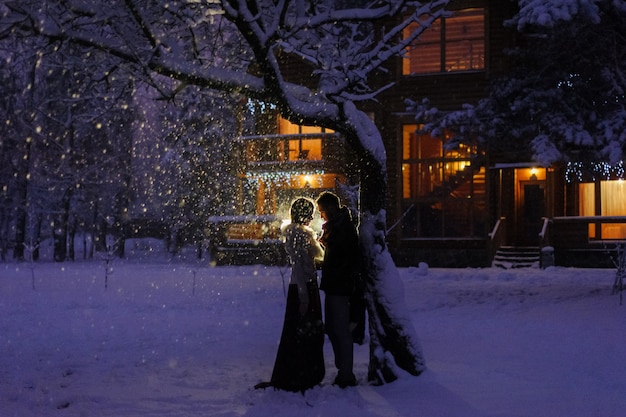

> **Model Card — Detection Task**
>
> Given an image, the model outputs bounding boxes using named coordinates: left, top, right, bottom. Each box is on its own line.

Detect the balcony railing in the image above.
left=236, top=133, right=346, bottom=174
left=550, top=216, right=626, bottom=247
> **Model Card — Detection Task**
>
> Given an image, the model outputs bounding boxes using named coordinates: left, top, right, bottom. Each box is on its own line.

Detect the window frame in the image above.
left=402, top=7, right=486, bottom=76
left=400, top=124, right=485, bottom=238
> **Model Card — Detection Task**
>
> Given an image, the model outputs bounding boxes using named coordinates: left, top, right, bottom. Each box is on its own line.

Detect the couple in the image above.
left=255, top=192, right=364, bottom=393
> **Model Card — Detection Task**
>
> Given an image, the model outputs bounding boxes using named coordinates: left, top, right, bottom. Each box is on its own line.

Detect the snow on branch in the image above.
left=275, top=0, right=450, bottom=102
left=511, top=0, right=602, bottom=29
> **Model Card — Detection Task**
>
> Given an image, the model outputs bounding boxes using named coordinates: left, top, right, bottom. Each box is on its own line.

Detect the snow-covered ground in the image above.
left=1, top=240, right=625, bottom=417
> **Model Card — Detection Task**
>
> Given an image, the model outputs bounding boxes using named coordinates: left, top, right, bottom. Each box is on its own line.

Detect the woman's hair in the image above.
left=290, top=198, right=315, bottom=224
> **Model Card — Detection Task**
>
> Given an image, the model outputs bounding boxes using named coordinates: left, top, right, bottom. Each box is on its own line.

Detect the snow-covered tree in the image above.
left=2, top=0, right=451, bottom=383
left=411, top=0, right=626, bottom=166
left=0, top=35, right=37, bottom=260
left=0, top=26, right=138, bottom=260
left=160, top=87, right=242, bottom=255
left=34, top=45, right=136, bottom=260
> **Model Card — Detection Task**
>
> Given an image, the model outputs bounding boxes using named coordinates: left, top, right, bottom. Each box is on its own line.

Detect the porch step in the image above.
left=492, top=246, right=540, bottom=269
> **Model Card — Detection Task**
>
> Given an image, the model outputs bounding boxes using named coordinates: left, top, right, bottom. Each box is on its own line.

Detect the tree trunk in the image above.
left=32, top=215, right=42, bottom=261
left=13, top=138, right=31, bottom=261
left=345, top=104, right=426, bottom=384
left=360, top=172, right=426, bottom=383
left=0, top=208, right=8, bottom=261
left=94, top=201, right=107, bottom=253
left=113, top=151, right=132, bottom=258
left=68, top=215, right=76, bottom=261
left=53, top=187, right=73, bottom=262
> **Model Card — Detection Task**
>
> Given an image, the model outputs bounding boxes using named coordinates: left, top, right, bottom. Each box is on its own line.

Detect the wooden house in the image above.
left=212, top=0, right=626, bottom=268
left=375, top=0, right=626, bottom=268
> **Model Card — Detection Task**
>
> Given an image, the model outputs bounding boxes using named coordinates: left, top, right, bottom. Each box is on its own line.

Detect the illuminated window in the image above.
left=579, top=180, right=626, bottom=217
left=402, top=125, right=475, bottom=199
left=401, top=124, right=485, bottom=237
left=279, top=117, right=331, bottom=161
left=278, top=118, right=301, bottom=135
left=278, top=117, right=334, bottom=135
left=287, top=139, right=321, bottom=160
left=578, top=182, right=594, bottom=217
left=579, top=180, right=626, bottom=239
left=403, top=8, right=485, bottom=75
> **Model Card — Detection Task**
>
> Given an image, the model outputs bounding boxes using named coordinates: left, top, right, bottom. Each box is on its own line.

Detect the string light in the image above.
left=244, top=169, right=327, bottom=187
left=565, top=161, right=625, bottom=183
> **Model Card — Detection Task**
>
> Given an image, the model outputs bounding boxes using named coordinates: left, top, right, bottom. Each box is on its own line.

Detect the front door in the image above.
left=518, top=181, right=545, bottom=246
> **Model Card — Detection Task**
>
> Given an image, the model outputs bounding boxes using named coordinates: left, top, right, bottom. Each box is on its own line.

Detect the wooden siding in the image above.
left=372, top=1, right=519, bottom=253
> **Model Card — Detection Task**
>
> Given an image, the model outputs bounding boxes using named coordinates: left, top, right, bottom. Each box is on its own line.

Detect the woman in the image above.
left=255, top=198, right=325, bottom=393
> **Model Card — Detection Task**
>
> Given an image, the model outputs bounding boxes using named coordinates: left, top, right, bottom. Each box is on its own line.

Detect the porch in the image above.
left=545, top=216, right=626, bottom=268
left=489, top=215, right=626, bottom=268
left=390, top=215, right=626, bottom=269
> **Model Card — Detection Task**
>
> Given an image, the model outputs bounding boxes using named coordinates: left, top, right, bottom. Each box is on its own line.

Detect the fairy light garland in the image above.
left=244, top=169, right=327, bottom=187
left=565, top=161, right=625, bottom=183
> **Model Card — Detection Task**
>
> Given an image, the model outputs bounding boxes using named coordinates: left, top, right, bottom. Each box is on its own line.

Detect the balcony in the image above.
left=237, top=133, right=347, bottom=175
left=207, top=133, right=353, bottom=265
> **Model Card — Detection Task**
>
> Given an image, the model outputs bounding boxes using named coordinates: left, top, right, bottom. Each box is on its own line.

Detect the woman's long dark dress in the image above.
left=257, top=222, right=325, bottom=392
left=269, top=281, right=325, bottom=392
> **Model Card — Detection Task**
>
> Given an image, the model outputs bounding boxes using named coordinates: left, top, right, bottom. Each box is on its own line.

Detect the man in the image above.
left=316, top=191, right=361, bottom=388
